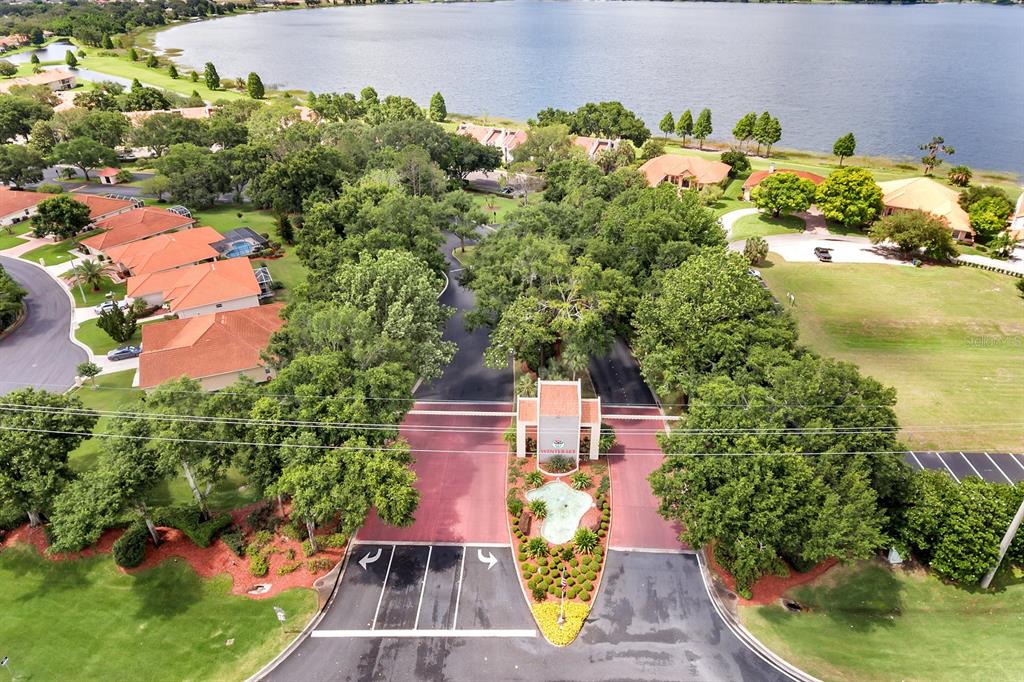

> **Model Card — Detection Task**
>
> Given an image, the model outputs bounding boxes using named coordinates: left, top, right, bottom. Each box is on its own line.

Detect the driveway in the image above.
left=0, top=255, right=87, bottom=394
left=264, top=551, right=792, bottom=682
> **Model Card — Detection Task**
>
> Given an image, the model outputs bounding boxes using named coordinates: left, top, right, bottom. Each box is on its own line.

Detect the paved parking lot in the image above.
left=314, top=543, right=532, bottom=637
left=904, top=451, right=1024, bottom=484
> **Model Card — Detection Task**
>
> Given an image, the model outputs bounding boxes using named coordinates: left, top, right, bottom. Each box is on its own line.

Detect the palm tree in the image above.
left=67, top=258, right=113, bottom=292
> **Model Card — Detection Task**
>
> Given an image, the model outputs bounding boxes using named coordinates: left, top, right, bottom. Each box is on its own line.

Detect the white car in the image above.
left=93, top=300, right=131, bottom=315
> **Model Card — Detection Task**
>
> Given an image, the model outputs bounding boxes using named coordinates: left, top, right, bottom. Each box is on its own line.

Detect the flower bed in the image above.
left=506, top=454, right=612, bottom=646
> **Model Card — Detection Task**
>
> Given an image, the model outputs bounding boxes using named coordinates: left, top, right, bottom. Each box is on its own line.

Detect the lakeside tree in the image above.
left=533, top=101, right=651, bottom=146
left=31, top=195, right=92, bottom=240
left=815, top=167, right=884, bottom=229
left=145, top=54, right=158, bottom=68
left=659, top=111, right=676, bottom=139
left=919, top=135, right=954, bottom=175
left=754, top=112, right=782, bottom=157
left=675, top=109, right=693, bottom=146
left=429, top=91, right=447, bottom=122
left=203, top=61, right=220, bottom=90
left=0, top=60, right=16, bottom=78
left=0, top=144, right=47, bottom=188
left=751, top=172, right=817, bottom=218
left=732, top=112, right=757, bottom=151
left=832, top=132, right=856, bottom=166
left=947, top=165, right=972, bottom=187
left=65, top=50, right=78, bottom=68
left=967, top=196, right=1013, bottom=243
left=246, top=72, right=265, bottom=99
left=168, top=64, right=179, bottom=79
left=72, top=110, right=130, bottom=149
left=0, top=389, right=98, bottom=527
left=720, top=150, right=750, bottom=177
left=692, top=108, right=712, bottom=150
left=52, top=137, right=117, bottom=181
left=868, top=209, right=956, bottom=261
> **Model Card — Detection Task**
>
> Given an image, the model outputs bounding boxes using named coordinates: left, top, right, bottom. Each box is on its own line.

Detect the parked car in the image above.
left=813, top=247, right=833, bottom=262
left=106, top=345, right=141, bottom=361
left=93, top=300, right=131, bottom=315
left=747, top=267, right=763, bottom=280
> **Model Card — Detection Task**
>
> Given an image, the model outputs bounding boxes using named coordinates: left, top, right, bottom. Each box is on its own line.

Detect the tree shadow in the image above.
left=4, top=544, right=103, bottom=602
left=130, top=558, right=204, bottom=620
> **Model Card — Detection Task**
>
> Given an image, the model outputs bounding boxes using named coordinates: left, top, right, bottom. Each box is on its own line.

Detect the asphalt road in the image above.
left=414, top=231, right=513, bottom=402
left=589, top=338, right=657, bottom=406
left=0, top=256, right=86, bottom=395
left=266, top=550, right=790, bottom=682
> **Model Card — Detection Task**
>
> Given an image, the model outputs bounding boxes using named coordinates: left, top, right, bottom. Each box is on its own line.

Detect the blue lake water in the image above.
left=143, top=1, right=1020, bottom=173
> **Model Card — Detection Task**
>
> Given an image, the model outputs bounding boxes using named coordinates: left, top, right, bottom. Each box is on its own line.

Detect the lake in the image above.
left=155, top=1, right=1024, bottom=173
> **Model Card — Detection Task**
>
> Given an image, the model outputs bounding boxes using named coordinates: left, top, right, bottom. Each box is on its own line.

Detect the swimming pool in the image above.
left=222, top=241, right=255, bottom=258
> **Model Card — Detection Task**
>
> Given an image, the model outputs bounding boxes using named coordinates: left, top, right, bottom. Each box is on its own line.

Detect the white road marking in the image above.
left=358, top=547, right=382, bottom=570
left=370, top=545, right=396, bottom=630
left=477, top=548, right=498, bottom=570
left=959, top=452, right=984, bottom=480
left=1009, top=453, right=1024, bottom=473
left=352, top=540, right=509, bottom=548
left=413, top=545, right=432, bottom=630
left=451, top=546, right=467, bottom=630
left=312, top=629, right=536, bottom=639
left=908, top=451, right=926, bottom=470
left=984, top=453, right=1014, bottom=484
left=935, top=452, right=960, bottom=482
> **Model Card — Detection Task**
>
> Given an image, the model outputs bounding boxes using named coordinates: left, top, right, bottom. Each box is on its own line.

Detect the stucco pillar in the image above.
left=517, top=419, right=526, bottom=458
left=589, top=424, right=600, bottom=460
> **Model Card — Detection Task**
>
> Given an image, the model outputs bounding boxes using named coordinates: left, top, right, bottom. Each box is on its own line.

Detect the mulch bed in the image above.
left=706, top=548, right=837, bottom=605
left=0, top=503, right=345, bottom=601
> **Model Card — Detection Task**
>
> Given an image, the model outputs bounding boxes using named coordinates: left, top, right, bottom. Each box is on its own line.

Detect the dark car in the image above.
left=107, top=345, right=142, bottom=361
left=813, top=247, right=833, bottom=262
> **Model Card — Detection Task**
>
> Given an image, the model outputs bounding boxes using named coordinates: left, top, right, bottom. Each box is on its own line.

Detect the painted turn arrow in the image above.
left=358, top=547, right=383, bottom=571
left=477, top=549, right=498, bottom=570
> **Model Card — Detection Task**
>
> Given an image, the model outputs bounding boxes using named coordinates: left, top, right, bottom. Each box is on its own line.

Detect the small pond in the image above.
left=526, top=480, right=593, bottom=545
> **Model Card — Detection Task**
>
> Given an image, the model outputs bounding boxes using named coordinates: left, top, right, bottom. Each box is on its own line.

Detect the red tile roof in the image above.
left=105, top=226, right=223, bottom=276
left=638, top=154, right=731, bottom=187
left=518, top=397, right=538, bottom=423
left=580, top=399, right=600, bottom=425
left=138, top=303, right=284, bottom=389
left=69, top=192, right=137, bottom=221
left=80, top=207, right=194, bottom=252
left=742, top=169, right=825, bottom=190
left=127, top=258, right=261, bottom=313
left=96, top=167, right=120, bottom=178
left=539, top=382, right=580, bottom=418
left=0, top=188, right=53, bottom=217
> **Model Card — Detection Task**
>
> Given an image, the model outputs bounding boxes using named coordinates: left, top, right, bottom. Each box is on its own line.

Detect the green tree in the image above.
left=720, top=150, right=750, bottom=177
left=246, top=72, right=265, bottom=99
left=732, top=112, right=757, bottom=150
left=128, top=47, right=138, bottom=61
left=0, top=95, right=52, bottom=143
left=0, top=144, right=47, bottom=188
left=0, top=60, right=17, bottom=78
left=203, top=61, right=220, bottom=90
left=946, top=165, right=972, bottom=187
left=32, top=195, right=92, bottom=240
left=815, top=167, right=884, bottom=228
left=692, top=108, right=712, bottom=150
left=66, top=258, right=113, bottom=293
left=868, top=209, right=956, bottom=261
left=249, top=146, right=348, bottom=214
left=675, top=109, right=693, bottom=146
left=365, top=95, right=424, bottom=126
left=743, top=235, right=768, bottom=265
left=0, top=264, right=26, bottom=330
left=52, top=136, right=117, bottom=181
left=442, top=189, right=489, bottom=253
left=758, top=114, right=782, bottom=158
left=65, top=50, right=78, bottom=68
left=659, top=111, right=676, bottom=139
left=429, top=91, right=447, bottom=122
left=0, top=388, right=98, bottom=526
left=102, top=35, right=114, bottom=49
left=130, top=112, right=208, bottom=158
left=30, top=28, right=43, bottom=46
left=751, top=172, right=816, bottom=217
left=967, top=196, right=1013, bottom=243
left=139, top=174, right=172, bottom=202
left=96, top=300, right=137, bottom=343
left=71, top=110, right=130, bottom=149
left=512, top=123, right=572, bottom=171
left=919, top=136, right=954, bottom=175
left=168, top=64, right=179, bottom=79
left=222, top=143, right=271, bottom=201
left=154, top=143, right=230, bottom=209
left=832, top=132, right=856, bottom=166
left=392, top=144, right=446, bottom=197
left=145, top=54, right=158, bottom=68
left=76, top=361, right=101, bottom=385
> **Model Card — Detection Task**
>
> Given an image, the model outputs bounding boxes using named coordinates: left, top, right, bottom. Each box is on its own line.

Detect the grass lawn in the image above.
left=75, top=317, right=143, bottom=355
left=0, top=233, right=26, bottom=250
left=741, top=561, right=1024, bottom=682
left=67, top=276, right=127, bottom=308
left=193, top=204, right=307, bottom=302
left=19, top=229, right=101, bottom=266
left=709, top=177, right=748, bottom=217
left=731, top=213, right=805, bottom=241
left=469, top=191, right=521, bottom=223
left=0, top=544, right=315, bottom=682
left=452, top=243, right=476, bottom=267
left=759, top=258, right=1024, bottom=450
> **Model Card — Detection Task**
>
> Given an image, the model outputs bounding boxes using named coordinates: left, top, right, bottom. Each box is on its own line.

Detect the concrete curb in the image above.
left=0, top=300, right=27, bottom=342
left=694, top=549, right=820, bottom=682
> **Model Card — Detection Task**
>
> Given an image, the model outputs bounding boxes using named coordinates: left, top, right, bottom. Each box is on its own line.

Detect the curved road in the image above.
left=0, top=255, right=86, bottom=395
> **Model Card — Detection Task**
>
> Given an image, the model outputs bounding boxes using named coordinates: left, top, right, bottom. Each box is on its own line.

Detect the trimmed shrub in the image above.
left=578, top=591, right=591, bottom=602
left=220, top=527, right=246, bottom=557
left=248, top=553, right=269, bottom=577
left=301, top=539, right=317, bottom=557
left=152, top=505, right=231, bottom=548
left=279, top=521, right=304, bottom=541
left=320, top=533, right=347, bottom=549
left=586, top=571, right=597, bottom=581
left=507, top=497, right=523, bottom=517
left=245, top=503, right=280, bottom=533
left=112, top=523, right=148, bottom=568
left=581, top=581, right=593, bottom=593
left=307, top=557, right=333, bottom=573
left=548, top=585, right=560, bottom=596
left=532, top=586, right=547, bottom=602
left=539, top=565, right=549, bottom=575
left=521, top=561, right=533, bottom=573
left=277, top=560, right=302, bottom=575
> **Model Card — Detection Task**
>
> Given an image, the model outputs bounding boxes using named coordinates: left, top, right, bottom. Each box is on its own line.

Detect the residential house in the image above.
left=572, top=136, right=621, bottom=160
left=742, top=166, right=825, bottom=201
left=126, top=258, right=262, bottom=319
left=456, top=123, right=528, bottom=163
left=0, top=188, right=53, bottom=227
left=0, top=68, right=76, bottom=94
left=210, top=227, right=270, bottom=258
left=137, top=303, right=284, bottom=391
left=104, top=226, right=224, bottom=278
left=0, top=35, right=29, bottom=53
left=79, top=206, right=195, bottom=256
left=877, top=177, right=974, bottom=244
left=70, top=192, right=141, bottom=223
left=123, top=105, right=218, bottom=126
left=638, top=154, right=731, bottom=190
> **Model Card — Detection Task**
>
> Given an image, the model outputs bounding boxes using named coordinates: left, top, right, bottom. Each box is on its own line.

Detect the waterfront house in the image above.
left=126, top=258, right=263, bottom=319
left=0, top=68, right=76, bottom=94
left=638, top=154, right=731, bottom=190
left=742, top=166, right=825, bottom=201
left=123, top=105, right=218, bottom=126
left=456, top=123, right=527, bottom=163
left=877, top=177, right=974, bottom=244
left=572, top=136, right=621, bottom=160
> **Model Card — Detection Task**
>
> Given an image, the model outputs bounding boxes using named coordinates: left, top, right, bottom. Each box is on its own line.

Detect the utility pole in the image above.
left=980, top=496, right=1024, bottom=590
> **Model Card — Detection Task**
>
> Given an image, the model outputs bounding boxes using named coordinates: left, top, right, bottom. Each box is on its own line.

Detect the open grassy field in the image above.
left=0, top=544, right=315, bottom=682
left=731, top=213, right=805, bottom=241
left=741, top=561, right=1024, bottom=682
left=759, top=258, right=1024, bottom=451
left=470, top=191, right=521, bottom=223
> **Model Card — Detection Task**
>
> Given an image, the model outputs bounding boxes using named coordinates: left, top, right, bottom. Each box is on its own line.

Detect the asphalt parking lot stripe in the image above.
left=908, top=451, right=926, bottom=470
left=1011, top=454, right=1024, bottom=474
left=352, top=540, right=509, bottom=548
left=959, top=451, right=984, bottom=479
left=935, top=452, right=960, bottom=482
left=413, top=545, right=433, bottom=630
left=370, top=545, right=396, bottom=630
left=451, top=545, right=467, bottom=629
left=984, top=453, right=1014, bottom=484
left=310, top=629, right=537, bottom=638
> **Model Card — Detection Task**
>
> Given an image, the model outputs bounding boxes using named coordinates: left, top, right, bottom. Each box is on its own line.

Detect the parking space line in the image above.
left=413, top=545, right=433, bottom=630
left=370, top=545, right=396, bottom=630
left=959, top=452, right=984, bottom=479
left=352, top=540, right=510, bottom=548
left=908, top=451, right=926, bottom=470
left=312, top=629, right=536, bottom=639
left=935, top=452, right=960, bottom=482
left=451, top=546, right=467, bottom=630
left=1010, top=454, right=1024, bottom=473
left=984, top=453, right=1014, bottom=484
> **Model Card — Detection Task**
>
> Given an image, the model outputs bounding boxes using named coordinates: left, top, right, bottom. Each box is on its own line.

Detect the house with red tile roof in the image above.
left=70, top=192, right=140, bottom=223
left=0, top=188, right=53, bottom=227
left=742, top=166, right=825, bottom=201
left=516, top=379, right=602, bottom=469
left=877, top=177, right=974, bottom=244
left=572, top=136, right=621, bottom=160
left=79, top=207, right=195, bottom=255
left=0, top=68, right=75, bottom=94
left=138, top=303, right=284, bottom=391
left=638, top=154, right=731, bottom=190
left=105, top=226, right=224, bottom=278
left=122, top=105, right=218, bottom=126
left=456, top=122, right=527, bottom=163
left=126, top=258, right=262, bottom=319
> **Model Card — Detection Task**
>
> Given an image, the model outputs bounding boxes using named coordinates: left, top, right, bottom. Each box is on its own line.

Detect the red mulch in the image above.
left=0, top=503, right=344, bottom=601
left=705, top=547, right=837, bottom=605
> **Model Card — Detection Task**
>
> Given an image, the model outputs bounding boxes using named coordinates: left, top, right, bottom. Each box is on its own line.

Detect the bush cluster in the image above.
left=307, top=557, right=333, bottom=573
left=112, top=523, right=148, bottom=568
left=276, top=560, right=302, bottom=576
left=220, top=526, right=246, bottom=557
left=152, top=505, right=231, bottom=548
left=248, top=553, right=269, bottom=577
